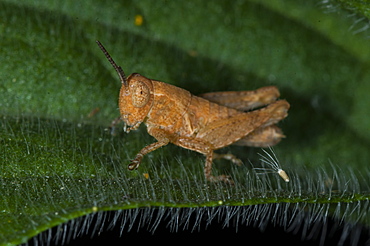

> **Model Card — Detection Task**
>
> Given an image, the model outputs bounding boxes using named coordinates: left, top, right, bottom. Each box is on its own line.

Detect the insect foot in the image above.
left=128, top=154, right=143, bottom=170
left=96, top=41, right=290, bottom=185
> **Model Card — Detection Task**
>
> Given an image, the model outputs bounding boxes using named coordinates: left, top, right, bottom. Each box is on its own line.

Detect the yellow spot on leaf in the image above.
left=135, top=15, right=144, bottom=26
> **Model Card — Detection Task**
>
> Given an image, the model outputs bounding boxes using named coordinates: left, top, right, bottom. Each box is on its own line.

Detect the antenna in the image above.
left=96, top=40, right=128, bottom=86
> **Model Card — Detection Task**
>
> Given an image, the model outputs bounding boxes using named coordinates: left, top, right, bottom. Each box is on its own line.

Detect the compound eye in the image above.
left=131, top=81, right=150, bottom=107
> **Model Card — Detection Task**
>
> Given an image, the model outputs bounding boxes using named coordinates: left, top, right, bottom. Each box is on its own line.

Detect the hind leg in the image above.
left=233, top=125, right=285, bottom=147
left=199, top=86, right=280, bottom=111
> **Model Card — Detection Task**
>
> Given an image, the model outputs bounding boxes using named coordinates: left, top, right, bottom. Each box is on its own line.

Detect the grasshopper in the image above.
left=96, top=41, right=290, bottom=183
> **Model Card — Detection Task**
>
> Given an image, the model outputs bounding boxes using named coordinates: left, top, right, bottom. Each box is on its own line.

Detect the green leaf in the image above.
left=1, top=0, right=370, bottom=245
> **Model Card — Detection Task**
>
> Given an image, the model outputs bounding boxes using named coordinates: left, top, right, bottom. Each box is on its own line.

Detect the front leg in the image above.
left=128, top=140, right=169, bottom=170
left=109, top=116, right=122, bottom=136
left=128, top=127, right=171, bottom=170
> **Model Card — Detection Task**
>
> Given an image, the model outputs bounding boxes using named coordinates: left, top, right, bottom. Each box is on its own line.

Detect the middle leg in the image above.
left=175, top=137, right=235, bottom=183
left=213, top=153, right=243, bottom=166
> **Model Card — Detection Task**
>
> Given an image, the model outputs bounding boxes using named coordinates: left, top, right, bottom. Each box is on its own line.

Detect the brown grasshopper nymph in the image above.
left=96, top=41, right=290, bottom=183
